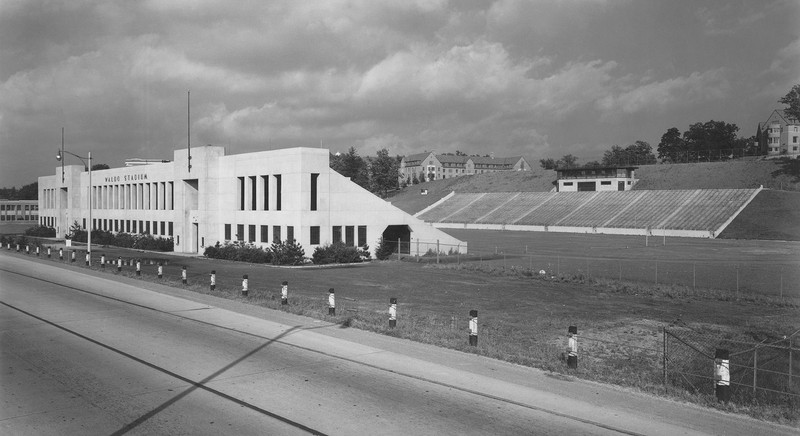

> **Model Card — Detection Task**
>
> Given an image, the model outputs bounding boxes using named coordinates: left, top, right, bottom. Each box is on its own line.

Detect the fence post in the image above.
left=469, top=310, right=478, bottom=346
left=715, top=348, right=731, bottom=402
left=753, top=346, right=758, bottom=395
left=389, top=297, right=397, bottom=328
left=654, top=260, right=658, bottom=285
left=663, top=328, right=668, bottom=390
left=397, top=238, right=401, bottom=261
left=789, top=339, right=793, bottom=392
left=436, top=240, right=440, bottom=264
left=567, top=326, right=578, bottom=368
left=281, top=281, right=288, bottom=305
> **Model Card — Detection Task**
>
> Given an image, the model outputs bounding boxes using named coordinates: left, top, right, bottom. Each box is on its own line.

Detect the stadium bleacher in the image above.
left=417, top=189, right=759, bottom=238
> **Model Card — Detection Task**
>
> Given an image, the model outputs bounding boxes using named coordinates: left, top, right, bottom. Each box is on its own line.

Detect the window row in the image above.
left=224, top=223, right=294, bottom=244
left=220, top=223, right=366, bottom=247
left=88, top=218, right=174, bottom=236
left=93, top=182, right=174, bottom=211
left=236, top=173, right=321, bottom=212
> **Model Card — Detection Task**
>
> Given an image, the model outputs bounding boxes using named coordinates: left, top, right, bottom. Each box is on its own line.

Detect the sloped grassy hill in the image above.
left=633, top=158, right=800, bottom=191
left=718, top=190, right=800, bottom=241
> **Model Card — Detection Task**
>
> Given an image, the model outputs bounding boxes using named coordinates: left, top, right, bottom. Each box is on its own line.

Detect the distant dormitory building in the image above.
left=38, top=146, right=465, bottom=257
left=756, top=110, right=800, bottom=157
left=556, top=166, right=637, bottom=192
left=399, top=152, right=529, bottom=184
left=0, top=200, right=38, bottom=223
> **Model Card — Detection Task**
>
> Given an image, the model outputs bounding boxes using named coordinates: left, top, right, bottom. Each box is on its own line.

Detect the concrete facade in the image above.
left=556, top=167, right=637, bottom=192
left=0, top=200, right=38, bottom=223
left=38, top=146, right=466, bottom=257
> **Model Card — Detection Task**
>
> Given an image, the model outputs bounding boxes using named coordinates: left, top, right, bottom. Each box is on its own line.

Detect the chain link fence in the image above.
left=665, top=329, right=799, bottom=405
left=393, top=240, right=800, bottom=302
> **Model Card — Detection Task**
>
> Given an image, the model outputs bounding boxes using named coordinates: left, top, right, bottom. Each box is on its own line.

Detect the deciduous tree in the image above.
left=779, top=83, right=800, bottom=121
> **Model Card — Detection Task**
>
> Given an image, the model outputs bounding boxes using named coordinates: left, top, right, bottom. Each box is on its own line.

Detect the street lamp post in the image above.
left=56, top=148, right=92, bottom=266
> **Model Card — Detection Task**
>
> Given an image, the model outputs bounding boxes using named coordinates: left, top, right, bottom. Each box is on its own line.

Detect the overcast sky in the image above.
left=1, top=0, right=798, bottom=187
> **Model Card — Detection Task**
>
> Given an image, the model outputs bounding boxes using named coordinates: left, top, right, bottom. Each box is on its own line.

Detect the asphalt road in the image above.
left=1, top=253, right=796, bottom=435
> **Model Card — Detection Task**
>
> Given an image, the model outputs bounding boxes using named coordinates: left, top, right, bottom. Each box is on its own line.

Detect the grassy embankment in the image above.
left=11, top=246, right=796, bottom=427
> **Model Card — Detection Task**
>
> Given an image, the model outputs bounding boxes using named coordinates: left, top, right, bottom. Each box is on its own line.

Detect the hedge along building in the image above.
left=38, top=145, right=466, bottom=257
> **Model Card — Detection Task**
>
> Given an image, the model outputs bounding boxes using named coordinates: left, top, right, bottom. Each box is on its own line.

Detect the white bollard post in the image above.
left=567, top=326, right=578, bottom=368
left=241, top=274, right=249, bottom=296
left=36, top=246, right=40, bottom=256
left=328, top=288, right=335, bottom=316
left=157, top=263, right=163, bottom=279
left=389, top=298, right=397, bottom=328
left=136, top=259, right=141, bottom=276
left=100, top=254, right=105, bottom=268
left=47, top=246, right=51, bottom=258
left=210, top=270, right=216, bottom=290
left=715, top=349, right=731, bottom=402
left=59, top=248, right=64, bottom=260
left=117, top=257, right=122, bottom=272
left=181, top=266, right=187, bottom=284
left=281, top=281, right=288, bottom=305
left=85, top=252, right=90, bottom=265
left=469, top=310, right=478, bottom=346
left=71, top=250, right=76, bottom=263
left=26, top=245, right=30, bottom=255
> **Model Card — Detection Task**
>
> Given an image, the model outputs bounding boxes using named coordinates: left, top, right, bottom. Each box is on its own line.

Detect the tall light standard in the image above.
left=56, top=148, right=92, bottom=266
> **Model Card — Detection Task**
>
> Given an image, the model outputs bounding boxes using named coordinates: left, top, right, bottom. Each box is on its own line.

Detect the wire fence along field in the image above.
left=665, top=329, right=799, bottom=405
left=390, top=240, right=800, bottom=302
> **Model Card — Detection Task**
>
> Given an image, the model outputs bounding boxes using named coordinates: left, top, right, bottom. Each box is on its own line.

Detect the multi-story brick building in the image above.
left=399, top=152, right=529, bottom=184
left=756, top=110, right=800, bottom=157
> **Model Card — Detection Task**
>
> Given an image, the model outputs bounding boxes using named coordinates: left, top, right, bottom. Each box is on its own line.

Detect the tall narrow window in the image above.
left=260, top=225, right=268, bottom=243
left=250, top=176, right=257, bottom=211
left=237, top=224, right=244, bottom=241
left=332, top=226, right=342, bottom=243
left=262, top=175, right=269, bottom=210
left=345, top=226, right=354, bottom=246
left=358, top=226, right=367, bottom=247
left=310, top=226, right=320, bottom=245
left=274, top=174, right=282, bottom=211
left=168, top=222, right=173, bottom=236
left=310, top=173, right=319, bottom=211
left=248, top=225, right=256, bottom=242
left=273, top=225, right=281, bottom=243
left=238, top=177, right=245, bottom=210
left=224, top=224, right=231, bottom=240
left=287, top=226, right=294, bottom=243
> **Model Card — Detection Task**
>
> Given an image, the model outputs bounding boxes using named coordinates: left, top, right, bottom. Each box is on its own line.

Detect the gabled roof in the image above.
left=402, top=152, right=434, bottom=165
left=469, top=156, right=523, bottom=166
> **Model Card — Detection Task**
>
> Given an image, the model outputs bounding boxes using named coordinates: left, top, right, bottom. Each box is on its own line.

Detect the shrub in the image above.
left=375, top=238, right=395, bottom=260
left=24, top=225, right=56, bottom=237
left=203, top=241, right=272, bottom=263
left=271, top=239, right=306, bottom=265
left=312, top=242, right=365, bottom=264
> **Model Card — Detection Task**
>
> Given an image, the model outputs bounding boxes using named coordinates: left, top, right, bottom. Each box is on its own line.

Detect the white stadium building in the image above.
left=38, top=145, right=466, bottom=257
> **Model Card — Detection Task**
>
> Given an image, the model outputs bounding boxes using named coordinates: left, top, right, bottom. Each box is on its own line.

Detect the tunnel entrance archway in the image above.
left=382, top=225, right=411, bottom=254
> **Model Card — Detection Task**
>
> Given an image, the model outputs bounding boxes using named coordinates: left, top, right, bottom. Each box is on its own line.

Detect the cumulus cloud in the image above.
left=595, top=69, right=730, bottom=114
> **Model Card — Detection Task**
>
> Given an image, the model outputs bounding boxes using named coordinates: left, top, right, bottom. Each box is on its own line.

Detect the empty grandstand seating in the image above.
left=417, top=189, right=758, bottom=237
